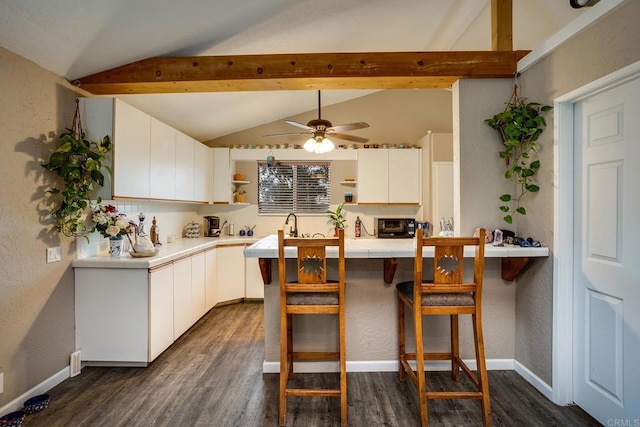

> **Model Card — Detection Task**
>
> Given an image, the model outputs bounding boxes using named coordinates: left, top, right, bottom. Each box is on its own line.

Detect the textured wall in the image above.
left=514, top=0, right=640, bottom=386
left=0, top=46, right=78, bottom=407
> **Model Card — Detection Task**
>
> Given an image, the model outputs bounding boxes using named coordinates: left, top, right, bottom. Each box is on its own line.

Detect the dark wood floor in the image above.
left=26, top=302, right=599, bottom=426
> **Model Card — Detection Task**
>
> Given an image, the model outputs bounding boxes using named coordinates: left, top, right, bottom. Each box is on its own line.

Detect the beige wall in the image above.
left=0, top=46, right=78, bottom=407
left=0, top=46, right=209, bottom=409
left=513, top=0, right=640, bottom=386
left=208, top=89, right=453, bottom=147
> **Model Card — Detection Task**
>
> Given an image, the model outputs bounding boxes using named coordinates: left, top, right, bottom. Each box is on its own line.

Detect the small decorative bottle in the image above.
left=355, top=216, right=362, bottom=238
left=150, top=216, right=159, bottom=245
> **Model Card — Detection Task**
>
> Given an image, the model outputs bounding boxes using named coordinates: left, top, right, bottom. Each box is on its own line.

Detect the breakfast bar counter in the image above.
left=244, top=235, right=549, bottom=374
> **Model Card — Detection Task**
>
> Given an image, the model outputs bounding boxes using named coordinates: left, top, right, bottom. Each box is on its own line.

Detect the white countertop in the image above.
left=244, top=234, right=549, bottom=259
left=72, top=236, right=262, bottom=269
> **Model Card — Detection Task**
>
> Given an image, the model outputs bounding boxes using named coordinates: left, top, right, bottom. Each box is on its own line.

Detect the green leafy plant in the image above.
left=42, top=128, right=111, bottom=238
left=326, top=204, right=346, bottom=229
left=485, top=87, right=552, bottom=224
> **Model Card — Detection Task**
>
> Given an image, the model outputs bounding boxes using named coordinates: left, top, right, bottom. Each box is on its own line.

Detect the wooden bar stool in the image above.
left=396, top=228, right=491, bottom=426
left=277, top=229, right=347, bottom=426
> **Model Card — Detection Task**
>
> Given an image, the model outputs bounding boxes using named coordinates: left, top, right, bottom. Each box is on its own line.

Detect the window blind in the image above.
left=258, top=162, right=330, bottom=214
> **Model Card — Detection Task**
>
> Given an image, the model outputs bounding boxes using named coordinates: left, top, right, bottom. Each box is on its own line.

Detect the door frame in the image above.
left=552, top=59, right=640, bottom=405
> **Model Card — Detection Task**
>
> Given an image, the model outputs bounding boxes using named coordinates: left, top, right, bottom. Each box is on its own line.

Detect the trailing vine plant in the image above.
left=42, top=99, right=111, bottom=239
left=485, top=84, right=552, bottom=224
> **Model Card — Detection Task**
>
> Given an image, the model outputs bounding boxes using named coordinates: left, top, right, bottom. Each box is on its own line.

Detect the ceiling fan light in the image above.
left=304, top=137, right=316, bottom=152
left=320, top=137, right=334, bottom=153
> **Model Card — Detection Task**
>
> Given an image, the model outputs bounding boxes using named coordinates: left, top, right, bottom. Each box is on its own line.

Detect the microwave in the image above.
left=375, top=218, right=416, bottom=238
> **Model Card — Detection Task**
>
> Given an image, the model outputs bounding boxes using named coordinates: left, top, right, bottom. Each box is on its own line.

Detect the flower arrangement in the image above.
left=91, top=204, right=134, bottom=239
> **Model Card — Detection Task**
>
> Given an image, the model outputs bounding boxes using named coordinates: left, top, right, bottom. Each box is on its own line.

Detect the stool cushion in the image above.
left=396, top=281, right=474, bottom=306
left=287, top=292, right=339, bottom=305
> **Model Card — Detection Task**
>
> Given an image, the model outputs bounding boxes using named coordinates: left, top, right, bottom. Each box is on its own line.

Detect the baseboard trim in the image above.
left=514, top=360, right=553, bottom=401
left=0, top=366, right=69, bottom=415
left=263, top=358, right=515, bottom=374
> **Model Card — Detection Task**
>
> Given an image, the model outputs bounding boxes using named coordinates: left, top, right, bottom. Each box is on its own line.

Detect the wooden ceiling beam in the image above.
left=74, top=51, right=529, bottom=95
left=492, top=0, right=513, bottom=51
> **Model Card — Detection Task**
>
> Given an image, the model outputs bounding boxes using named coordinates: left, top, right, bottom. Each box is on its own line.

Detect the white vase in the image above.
left=109, top=237, right=124, bottom=257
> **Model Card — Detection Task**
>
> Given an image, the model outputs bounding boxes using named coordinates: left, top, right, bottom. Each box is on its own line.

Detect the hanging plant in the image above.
left=485, top=85, right=552, bottom=224
left=42, top=99, right=112, bottom=238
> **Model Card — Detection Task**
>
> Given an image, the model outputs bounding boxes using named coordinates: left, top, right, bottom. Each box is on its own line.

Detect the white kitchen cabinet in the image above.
left=113, top=99, right=152, bottom=199
left=173, top=256, right=193, bottom=339
left=245, top=257, right=265, bottom=299
left=212, top=147, right=231, bottom=203
left=194, top=142, right=212, bottom=203
left=389, top=149, right=421, bottom=203
left=149, top=117, right=176, bottom=200
left=357, top=150, right=388, bottom=203
left=175, top=131, right=195, bottom=201
left=75, top=268, right=152, bottom=364
left=205, top=248, right=217, bottom=310
left=191, top=252, right=207, bottom=322
left=357, top=149, right=421, bottom=204
left=149, top=263, right=175, bottom=361
left=216, top=244, right=246, bottom=302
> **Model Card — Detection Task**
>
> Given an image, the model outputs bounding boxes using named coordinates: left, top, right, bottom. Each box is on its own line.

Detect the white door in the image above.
left=573, top=77, right=640, bottom=422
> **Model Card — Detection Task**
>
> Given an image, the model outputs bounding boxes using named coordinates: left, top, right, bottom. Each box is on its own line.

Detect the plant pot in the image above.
left=233, top=172, right=245, bottom=181
left=234, top=193, right=245, bottom=203
left=109, top=236, right=124, bottom=257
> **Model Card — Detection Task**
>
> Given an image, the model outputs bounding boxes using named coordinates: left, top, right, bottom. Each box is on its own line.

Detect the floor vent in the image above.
left=70, top=350, right=82, bottom=377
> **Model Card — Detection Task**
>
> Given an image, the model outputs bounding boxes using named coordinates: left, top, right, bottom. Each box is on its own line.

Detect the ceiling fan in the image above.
left=264, top=90, right=369, bottom=153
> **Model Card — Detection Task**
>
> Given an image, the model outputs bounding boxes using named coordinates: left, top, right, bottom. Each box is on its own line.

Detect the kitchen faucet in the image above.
left=285, top=213, right=298, bottom=237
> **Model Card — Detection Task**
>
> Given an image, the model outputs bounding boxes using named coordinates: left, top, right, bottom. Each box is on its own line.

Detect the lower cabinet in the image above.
left=245, top=257, right=265, bottom=299
left=149, top=263, right=175, bottom=361
left=216, top=244, right=246, bottom=303
left=75, top=250, right=209, bottom=366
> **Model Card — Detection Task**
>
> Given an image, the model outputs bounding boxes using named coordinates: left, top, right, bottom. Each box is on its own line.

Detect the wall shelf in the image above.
left=340, top=180, right=357, bottom=185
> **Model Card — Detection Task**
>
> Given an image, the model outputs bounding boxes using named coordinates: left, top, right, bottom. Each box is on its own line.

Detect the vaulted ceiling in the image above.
left=0, top=0, right=587, bottom=141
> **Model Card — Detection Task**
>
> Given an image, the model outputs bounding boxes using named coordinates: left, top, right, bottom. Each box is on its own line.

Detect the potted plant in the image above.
left=485, top=86, right=552, bottom=224
left=326, top=204, right=346, bottom=236
left=41, top=128, right=112, bottom=238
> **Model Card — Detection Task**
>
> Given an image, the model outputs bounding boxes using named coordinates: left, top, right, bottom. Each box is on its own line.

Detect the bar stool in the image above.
left=396, top=228, right=491, bottom=426
left=277, top=229, right=347, bottom=426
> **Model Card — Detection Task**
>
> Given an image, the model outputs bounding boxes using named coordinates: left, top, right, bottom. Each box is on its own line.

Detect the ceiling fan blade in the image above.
left=330, top=133, right=369, bottom=143
left=285, top=120, right=315, bottom=131
left=327, top=122, right=370, bottom=133
left=263, top=131, right=313, bottom=137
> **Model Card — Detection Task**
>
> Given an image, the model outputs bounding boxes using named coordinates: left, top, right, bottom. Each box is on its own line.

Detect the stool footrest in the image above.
left=293, top=351, right=339, bottom=360
left=426, top=391, right=484, bottom=399
left=286, top=388, right=341, bottom=397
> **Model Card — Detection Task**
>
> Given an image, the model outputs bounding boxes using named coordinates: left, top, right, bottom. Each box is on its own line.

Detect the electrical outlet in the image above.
left=46, top=246, right=61, bottom=263
left=0, top=371, right=4, bottom=394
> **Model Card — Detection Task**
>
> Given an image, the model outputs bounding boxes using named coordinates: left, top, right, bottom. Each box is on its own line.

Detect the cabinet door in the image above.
left=194, top=142, right=212, bottom=203
left=245, top=257, right=264, bottom=299
left=205, top=248, right=217, bottom=310
left=75, top=268, right=149, bottom=363
left=175, top=131, right=195, bottom=201
left=173, top=257, right=192, bottom=338
left=389, top=149, right=421, bottom=203
left=191, top=252, right=207, bottom=322
left=216, top=245, right=245, bottom=302
left=212, top=147, right=231, bottom=203
left=149, top=264, right=174, bottom=361
left=357, top=149, right=389, bottom=203
left=149, top=118, right=176, bottom=200
left=113, top=99, right=151, bottom=198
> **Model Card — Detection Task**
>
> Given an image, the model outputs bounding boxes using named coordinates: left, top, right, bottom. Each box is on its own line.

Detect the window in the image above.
left=258, top=162, right=331, bottom=214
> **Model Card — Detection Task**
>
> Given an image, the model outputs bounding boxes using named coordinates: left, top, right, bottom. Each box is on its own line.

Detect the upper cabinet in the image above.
left=175, top=131, right=195, bottom=202
left=194, top=142, right=212, bottom=203
left=357, top=149, right=421, bottom=204
left=150, top=117, right=176, bottom=200
left=212, top=147, right=231, bottom=204
left=80, top=98, right=212, bottom=203
left=113, top=99, right=151, bottom=199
